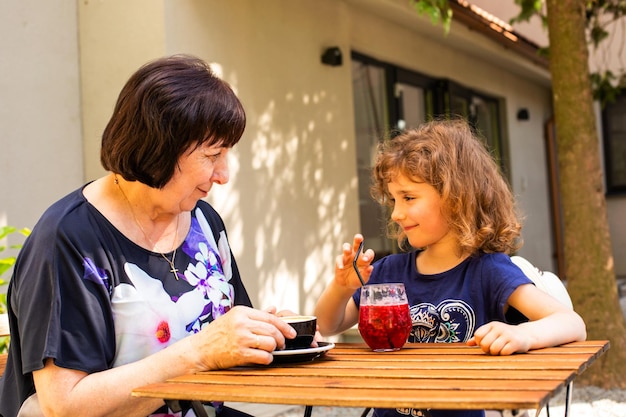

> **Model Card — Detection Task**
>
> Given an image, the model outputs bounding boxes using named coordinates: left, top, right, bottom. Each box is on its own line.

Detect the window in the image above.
left=351, top=52, right=506, bottom=256
left=603, top=92, right=626, bottom=194
left=352, top=56, right=394, bottom=256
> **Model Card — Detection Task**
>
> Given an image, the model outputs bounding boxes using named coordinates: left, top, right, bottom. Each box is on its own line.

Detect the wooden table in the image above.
left=132, top=341, right=609, bottom=416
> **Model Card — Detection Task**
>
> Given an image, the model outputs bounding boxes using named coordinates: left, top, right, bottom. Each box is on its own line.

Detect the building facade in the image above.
left=1, top=0, right=624, bottom=316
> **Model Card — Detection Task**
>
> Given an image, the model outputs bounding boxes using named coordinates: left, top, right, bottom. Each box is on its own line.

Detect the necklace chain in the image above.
left=115, top=175, right=180, bottom=280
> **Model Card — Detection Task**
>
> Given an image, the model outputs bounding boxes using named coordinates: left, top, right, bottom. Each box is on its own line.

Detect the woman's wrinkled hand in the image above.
left=192, top=305, right=297, bottom=370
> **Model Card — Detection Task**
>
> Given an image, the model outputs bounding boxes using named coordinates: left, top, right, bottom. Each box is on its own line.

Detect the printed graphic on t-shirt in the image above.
left=81, top=208, right=235, bottom=417
left=409, top=300, right=475, bottom=343
left=107, top=208, right=235, bottom=368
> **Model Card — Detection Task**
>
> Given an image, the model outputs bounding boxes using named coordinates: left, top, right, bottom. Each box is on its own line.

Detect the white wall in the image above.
left=2, top=0, right=564, bottom=313
left=78, top=0, right=361, bottom=313
left=78, top=0, right=167, bottom=182
left=163, top=0, right=360, bottom=313
left=159, top=0, right=556, bottom=307
left=0, top=1, right=83, bottom=241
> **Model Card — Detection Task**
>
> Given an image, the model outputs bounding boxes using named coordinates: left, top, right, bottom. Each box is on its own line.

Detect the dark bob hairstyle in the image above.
left=101, top=54, right=246, bottom=188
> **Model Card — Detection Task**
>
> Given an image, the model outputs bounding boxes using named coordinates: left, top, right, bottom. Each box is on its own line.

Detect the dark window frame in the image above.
left=602, top=92, right=626, bottom=195
left=351, top=52, right=507, bottom=257
left=351, top=51, right=507, bottom=174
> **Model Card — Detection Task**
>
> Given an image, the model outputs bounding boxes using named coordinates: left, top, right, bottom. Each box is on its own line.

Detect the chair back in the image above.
left=510, top=256, right=574, bottom=309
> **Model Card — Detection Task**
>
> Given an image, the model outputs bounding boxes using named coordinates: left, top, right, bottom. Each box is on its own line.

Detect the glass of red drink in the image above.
left=358, top=283, right=412, bottom=351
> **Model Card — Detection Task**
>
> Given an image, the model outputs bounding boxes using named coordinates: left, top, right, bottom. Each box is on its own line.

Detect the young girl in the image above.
left=314, top=119, right=586, bottom=417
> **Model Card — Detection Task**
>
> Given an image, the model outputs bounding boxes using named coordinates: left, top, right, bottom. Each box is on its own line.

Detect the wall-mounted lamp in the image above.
left=321, top=46, right=342, bottom=67
left=517, top=108, right=530, bottom=121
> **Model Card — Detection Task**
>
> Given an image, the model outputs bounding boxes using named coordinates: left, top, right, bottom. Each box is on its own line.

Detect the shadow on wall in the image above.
left=208, top=82, right=354, bottom=315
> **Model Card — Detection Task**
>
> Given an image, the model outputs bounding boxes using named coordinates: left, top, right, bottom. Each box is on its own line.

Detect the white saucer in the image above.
left=273, top=341, right=335, bottom=356
left=271, top=341, right=335, bottom=363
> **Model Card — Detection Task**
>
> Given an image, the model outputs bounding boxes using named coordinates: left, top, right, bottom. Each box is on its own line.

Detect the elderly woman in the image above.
left=0, top=55, right=296, bottom=417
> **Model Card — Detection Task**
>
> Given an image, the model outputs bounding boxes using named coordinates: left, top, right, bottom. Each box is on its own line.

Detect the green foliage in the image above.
left=508, top=0, right=626, bottom=107
left=587, top=0, right=626, bottom=49
left=1, top=225, right=30, bottom=353
left=409, top=0, right=453, bottom=34
left=591, top=70, right=626, bottom=107
left=410, top=0, right=625, bottom=105
left=0, top=226, right=30, bottom=288
left=510, top=0, right=546, bottom=26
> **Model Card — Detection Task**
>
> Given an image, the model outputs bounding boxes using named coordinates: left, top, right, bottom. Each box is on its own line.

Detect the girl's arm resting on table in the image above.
left=32, top=306, right=296, bottom=417
left=513, top=284, right=587, bottom=347
left=468, top=283, right=587, bottom=355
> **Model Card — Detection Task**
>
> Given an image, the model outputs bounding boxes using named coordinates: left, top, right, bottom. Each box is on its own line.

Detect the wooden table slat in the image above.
left=133, top=382, right=553, bottom=410
left=326, top=353, right=599, bottom=362
left=279, top=359, right=591, bottom=371
left=170, top=373, right=567, bottom=392
left=331, top=342, right=608, bottom=356
left=311, top=356, right=590, bottom=370
left=191, top=366, right=575, bottom=381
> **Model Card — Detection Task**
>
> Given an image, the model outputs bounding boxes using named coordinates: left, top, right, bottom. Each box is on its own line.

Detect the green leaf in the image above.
left=409, top=0, right=453, bottom=34
left=510, top=0, right=544, bottom=25
left=0, top=336, right=9, bottom=353
left=591, top=70, right=623, bottom=108
left=0, top=257, right=16, bottom=277
left=0, top=226, right=17, bottom=240
left=590, top=25, right=609, bottom=48
left=0, top=225, right=28, bottom=317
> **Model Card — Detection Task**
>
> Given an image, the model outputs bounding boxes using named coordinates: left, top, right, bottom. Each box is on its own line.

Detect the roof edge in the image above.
left=450, top=0, right=549, bottom=70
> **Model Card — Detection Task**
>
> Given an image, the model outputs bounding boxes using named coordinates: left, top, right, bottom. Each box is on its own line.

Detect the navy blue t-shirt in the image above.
left=353, top=251, right=532, bottom=417
left=0, top=186, right=252, bottom=417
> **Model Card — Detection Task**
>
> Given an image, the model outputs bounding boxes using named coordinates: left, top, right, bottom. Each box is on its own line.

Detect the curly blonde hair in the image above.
left=371, top=119, right=523, bottom=255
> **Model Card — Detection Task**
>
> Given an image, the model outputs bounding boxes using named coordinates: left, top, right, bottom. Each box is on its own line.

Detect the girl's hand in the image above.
left=467, top=321, right=532, bottom=355
left=335, top=234, right=375, bottom=289
left=473, top=284, right=586, bottom=355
